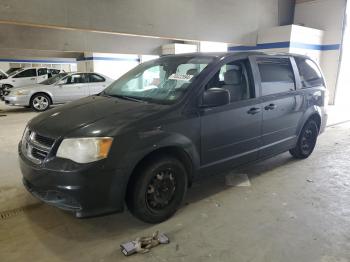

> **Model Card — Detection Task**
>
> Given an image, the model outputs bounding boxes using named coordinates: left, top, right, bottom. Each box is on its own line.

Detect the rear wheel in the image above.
left=289, top=119, right=319, bottom=159
left=126, top=156, right=188, bottom=223
left=30, top=94, right=51, bottom=112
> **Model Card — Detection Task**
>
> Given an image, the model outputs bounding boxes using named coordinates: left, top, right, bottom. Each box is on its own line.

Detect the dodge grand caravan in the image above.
left=20, top=52, right=327, bottom=223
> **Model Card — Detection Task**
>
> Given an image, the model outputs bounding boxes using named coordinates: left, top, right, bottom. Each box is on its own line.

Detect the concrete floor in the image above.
left=0, top=104, right=349, bottom=262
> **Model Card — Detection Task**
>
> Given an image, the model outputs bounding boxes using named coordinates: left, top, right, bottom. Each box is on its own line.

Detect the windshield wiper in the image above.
left=108, top=94, right=147, bottom=103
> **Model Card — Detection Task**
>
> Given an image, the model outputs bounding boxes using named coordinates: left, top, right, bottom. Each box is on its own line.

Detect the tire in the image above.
left=1, top=84, right=13, bottom=97
left=126, top=156, right=188, bottom=223
left=30, top=93, right=51, bottom=112
left=289, top=119, right=319, bottom=159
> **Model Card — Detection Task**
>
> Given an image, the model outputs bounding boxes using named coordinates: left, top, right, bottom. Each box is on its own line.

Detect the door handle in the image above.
left=247, top=107, right=261, bottom=115
left=264, top=104, right=277, bottom=110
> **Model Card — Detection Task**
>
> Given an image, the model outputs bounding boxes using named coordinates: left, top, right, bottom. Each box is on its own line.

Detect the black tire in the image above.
left=126, top=156, right=188, bottom=223
left=1, top=84, right=13, bottom=97
left=30, top=93, right=51, bottom=112
left=289, top=119, right=319, bottom=159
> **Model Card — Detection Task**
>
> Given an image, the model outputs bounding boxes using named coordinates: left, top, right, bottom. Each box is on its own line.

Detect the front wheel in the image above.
left=30, top=94, right=51, bottom=112
left=290, top=119, right=319, bottom=159
left=126, top=156, right=188, bottom=223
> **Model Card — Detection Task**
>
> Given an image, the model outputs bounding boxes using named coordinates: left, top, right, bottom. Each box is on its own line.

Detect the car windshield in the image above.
left=6, top=68, right=20, bottom=75
left=8, top=68, right=24, bottom=77
left=103, top=55, right=215, bottom=104
left=39, top=73, right=68, bottom=85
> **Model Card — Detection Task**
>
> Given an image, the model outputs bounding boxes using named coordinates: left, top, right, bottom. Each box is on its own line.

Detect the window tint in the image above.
left=257, top=58, right=295, bottom=96
left=295, top=58, right=323, bottom=88
left=14, top=69, right=37, bottom=78
left=38, top=68, right=47, bottom=76
left=206, top=60, right=253, bottom=102
left=88, top=73, right=105, bottom=83
left=64, top=74, right=86, bottom=84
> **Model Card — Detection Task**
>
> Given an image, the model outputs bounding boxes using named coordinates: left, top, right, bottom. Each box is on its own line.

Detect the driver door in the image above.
left=200, top=58, right=263, bottom=169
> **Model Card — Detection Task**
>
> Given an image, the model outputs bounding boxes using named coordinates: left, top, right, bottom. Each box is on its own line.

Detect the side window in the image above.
left=206, top=60, right=253, bottom=102
left=88, top=73, right=105, bottom=83
left=38, top=68, right=47, bottom=76
left=295, top=58, right=324, bottom=88
left=64, top=74, right=86, bottom=84
left=14, top=69, right=37, bottom=78
left=257, top=58, right=295, bottom=96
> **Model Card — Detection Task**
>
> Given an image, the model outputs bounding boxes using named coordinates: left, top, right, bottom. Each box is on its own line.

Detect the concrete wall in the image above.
left=0, top=0, right=291, bottom=44
left=0, top=24, right=173, bottom=56
left=79, top=53, right=140, bottom=80
left=294, top=0, right=346, bottom=104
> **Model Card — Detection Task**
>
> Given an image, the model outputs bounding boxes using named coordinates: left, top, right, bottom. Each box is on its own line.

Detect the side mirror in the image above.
left=201, top=88, right=230, bottom=108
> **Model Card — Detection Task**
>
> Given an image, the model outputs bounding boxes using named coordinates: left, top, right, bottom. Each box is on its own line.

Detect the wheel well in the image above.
left=125, top=146, right=194, bottom=200
left=308, top=113, right=321, bottom=132
left=30, top=92, right=52, bottom=104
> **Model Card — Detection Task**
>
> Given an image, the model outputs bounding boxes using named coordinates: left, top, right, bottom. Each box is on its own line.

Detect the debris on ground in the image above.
left=120, top=231, right=170, bottom=256
left=306, top=179, right=314, bottom=183
left=225, top=173, right=251, bottom=187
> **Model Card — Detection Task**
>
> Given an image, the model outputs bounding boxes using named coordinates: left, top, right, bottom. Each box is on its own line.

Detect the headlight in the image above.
left=56, top=137, right=113, bottom=163
left=13, top=90, right=30, bottom=96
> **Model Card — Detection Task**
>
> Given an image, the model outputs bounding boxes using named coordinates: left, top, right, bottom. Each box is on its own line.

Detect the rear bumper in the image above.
left=4, top=95, right=30, bottom=106
left=19, top=149, right=127, bottom=217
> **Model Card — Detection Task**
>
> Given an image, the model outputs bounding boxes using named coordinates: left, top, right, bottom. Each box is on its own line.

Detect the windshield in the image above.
left=8, top=68, right=24, bottom=77
left=40, top=73, right=68, bottom=85
left=6, top=68, right=20, bottom=75
left=103, top=55, right=215, bottom=104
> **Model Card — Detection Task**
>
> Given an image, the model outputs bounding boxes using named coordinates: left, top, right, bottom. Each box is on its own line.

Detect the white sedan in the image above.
left=4, top=72, right=113, bottom=111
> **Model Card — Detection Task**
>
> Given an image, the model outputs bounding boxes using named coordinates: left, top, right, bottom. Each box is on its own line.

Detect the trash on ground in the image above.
left=225, top=173, right=251, bottom=187
left=120, top=231, right=170, bottom=256
left=306, top=179, right=314, bottom=183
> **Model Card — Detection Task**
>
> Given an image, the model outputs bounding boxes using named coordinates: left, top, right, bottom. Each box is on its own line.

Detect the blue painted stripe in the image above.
left=289, top=42, right=341, bottom=51
left=77, top=56, right=140, bottom=62
left=0, top=58, right=76, bottom=64
left=228, top=41, right=341, bottom=51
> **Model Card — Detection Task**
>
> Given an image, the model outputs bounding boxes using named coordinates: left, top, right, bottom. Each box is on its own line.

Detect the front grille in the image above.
left=21, top=129, right=56, bottom=164
left=31, top=148, right=48, bottom=160
left=34, top=133, right=55, bottom=148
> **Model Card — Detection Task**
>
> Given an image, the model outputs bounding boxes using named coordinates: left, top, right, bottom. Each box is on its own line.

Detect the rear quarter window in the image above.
left=257, top=58, right=295, bottom=96
left=295, top=57, right=324, bottom=88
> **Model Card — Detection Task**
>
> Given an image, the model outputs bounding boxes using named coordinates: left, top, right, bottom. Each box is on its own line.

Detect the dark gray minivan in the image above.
left=20, top=52, right=327, bottom=223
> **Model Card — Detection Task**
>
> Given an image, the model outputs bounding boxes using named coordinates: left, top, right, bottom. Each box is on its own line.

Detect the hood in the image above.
left=28, top=95, right=167, bottom=138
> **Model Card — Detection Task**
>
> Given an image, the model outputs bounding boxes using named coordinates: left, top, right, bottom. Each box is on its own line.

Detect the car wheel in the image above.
left=1, top=84, right=13, bottom=97
left=289, top=119, right=319, bottom=159
left=126, top=156, right=188, bottom=223
left=30, top=94, right=51, bottom=112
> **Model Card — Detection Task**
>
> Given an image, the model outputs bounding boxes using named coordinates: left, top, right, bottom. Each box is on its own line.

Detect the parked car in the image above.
left=0, top=67, right=58, bottom=99
left=19, top=52, right=327, bottom=223
left=0, top=67, right=52, bottom=89
left=4, top=72, right=113, bottom=111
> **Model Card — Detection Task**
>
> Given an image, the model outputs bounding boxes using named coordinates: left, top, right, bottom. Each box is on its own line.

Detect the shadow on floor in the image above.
left=22, top=153, right=297, bottom=243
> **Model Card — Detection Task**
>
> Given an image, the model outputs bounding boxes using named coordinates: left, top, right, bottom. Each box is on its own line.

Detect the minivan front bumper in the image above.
left=19, top=147, right=127, bottom=217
